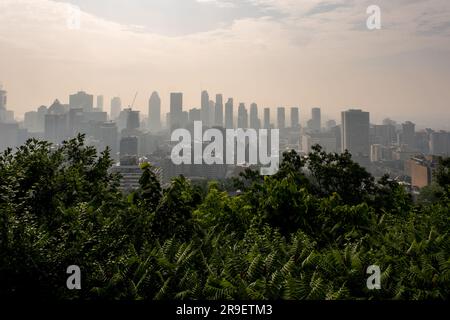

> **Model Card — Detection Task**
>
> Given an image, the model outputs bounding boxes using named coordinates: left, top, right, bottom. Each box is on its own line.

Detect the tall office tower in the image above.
left=237, top=103, right=248, bottom=129
left=111, top=97, right=122, bottom=120
left=341, top=109, right=370, bottom=165
left=170, top=92, right=183, bottom=129
left=401, top=121, right=416, bottom=149
left=100, top=122, right=118, bottom=160
left=126, top=109, right=140, bottom=130
left=249, top=103, right=259, bottom=129
left=97, top=95, right=104, bottom=111
left=215, top=94, right=224, bottom=127
left=209, top=100, right=215, bottom=126
left=0, top=85, right=6, bottom=110
left=201, top=90, right=210, bottom=126
left=291, top=107, right=300, bottom=128
left=69, top=91, right=94, bottom=112
left=310, top=107, right=321, bottom=132
left=225, top=98, right=234, bottom=129
left=0, top=85, right=7, bottom=123
left=263, top=108, right=271, bottom=129
left=148, top=91, right=161, bottom=132
left=277, top=107, right=286, bottom=129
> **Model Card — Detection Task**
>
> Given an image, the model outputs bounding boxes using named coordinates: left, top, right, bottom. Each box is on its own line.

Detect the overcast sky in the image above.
left=0, top=0, right=449, bottom=128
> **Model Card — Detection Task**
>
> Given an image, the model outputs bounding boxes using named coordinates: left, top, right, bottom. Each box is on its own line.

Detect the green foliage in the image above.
left=0, top=138, right=448, bottom=300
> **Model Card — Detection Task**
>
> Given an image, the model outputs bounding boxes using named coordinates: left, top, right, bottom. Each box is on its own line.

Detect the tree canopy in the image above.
left=0, top=135, right=449, bottom=300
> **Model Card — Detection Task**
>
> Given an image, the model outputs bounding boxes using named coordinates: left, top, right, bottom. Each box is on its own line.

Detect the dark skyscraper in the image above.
left=0, top=85, right=6, bottom=110
left=215, top=94, right=224, bottom=127
left=277, top=107, right=285, bottom=129
left=201, top=90, right=209, bottom=126
left=401, top=121, right=416, bottom=149
left=69, top=91, right=94, bottom=112
left=291, top=107, right=300, bottom=128
left=341, top=109, right=370, bottom=165
left=170, top=92, right=183, bottom=128
left=148, top=91, right=161, bottom=132
left=238, top=103, right=248, bottom=129
left=263, top=108, right=271, bottom=129
left=225, top=98, right=234, bottom=129
left=310, top=107, right=321, bottom=132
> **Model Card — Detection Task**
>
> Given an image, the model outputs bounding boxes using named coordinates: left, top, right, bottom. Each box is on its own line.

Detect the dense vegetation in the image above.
left=0, top=135, right=449, bottom=300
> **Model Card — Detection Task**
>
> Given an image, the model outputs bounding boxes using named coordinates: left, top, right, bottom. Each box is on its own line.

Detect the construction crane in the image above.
left=130, top=92, right=138, bottom=109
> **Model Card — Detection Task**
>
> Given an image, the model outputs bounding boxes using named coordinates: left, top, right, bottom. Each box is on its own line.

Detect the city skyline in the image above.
left=1, top=0, right=450, bottom=129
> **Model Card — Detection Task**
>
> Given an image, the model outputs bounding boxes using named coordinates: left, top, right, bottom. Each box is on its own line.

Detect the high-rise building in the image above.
left=215, top=94, right=224, bottom=127
left=110, top=97, right=122, bottom=120
left=263, top=108, right=271, bottom=129
left=0, top=85, right=6, bottom=110
left=201, top=91, right=209, bottom=126
left=277, top=107, right=285, bottom=129
left=100, top=122, right=118, bottom=160
left=250, top=103, right=259, bottom=129
left=225, top=98, right=234, bottom=129
left=291, top=107, right=300, bottom=128
left=170, top=92, right=183, bottom=129
left=69, top=91, right=94, bottom=112
left=148, top=91, right=161, bottom=132
left=97, top=95, right=104, bottom=111
left=119, top=108, right=141, bottom=130
left=309, top=108, right=321, bottom=132
left=430, top=131, right=450, bottom=156
left=341, top=109, right=370, bottom=165
left=401, top=121, right=416, bottom=149
left=0, top=85, right=7, bottom=123
left=209, top=100, right=215, bottom=126
left=237, top=103, right=248, bottom=129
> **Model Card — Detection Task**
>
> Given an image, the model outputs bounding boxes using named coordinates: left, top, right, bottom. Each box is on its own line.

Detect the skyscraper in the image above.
left=250, top=103, right=259, bottom=129
left=310, top=108, right=321, bottom=132
left=401, top=121, right=416, bottom=149
left=148, top=91, right=161, bottom=132
left=291, top=107, right=300, bottom=128
left=201, top=91, right=209, bottom=126
left=341, top=109, right=370, bottom=165
left=0, top=85, right=7, bottom=123
left=126, top=109, right=140, bottom=130
left=215, top=94, right=224, bottom=127
left=0, top=85, right=7, bottom=110
left=225, top=98, right=234, bottom=129
left=263, top=108, right=271, bottom=129
left=277, top=107, right=285, bottom=129
left=97, top=95, right=104, bottom=111
left=237, top=103, right=248, bottom=129
left=209, top=100, right=215, bottom=126
left=111, top=97, right=122, bottom=120
left=170, top=92, right=183, bottom=129
left=69, top=91, right=94, bottom=112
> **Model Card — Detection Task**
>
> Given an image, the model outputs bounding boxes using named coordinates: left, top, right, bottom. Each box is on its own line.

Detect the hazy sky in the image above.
left=0, top=0, right=450, bottom=128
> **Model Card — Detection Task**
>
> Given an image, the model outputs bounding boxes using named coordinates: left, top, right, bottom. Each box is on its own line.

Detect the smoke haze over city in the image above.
left=1, top=0, right=450, bottom=129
